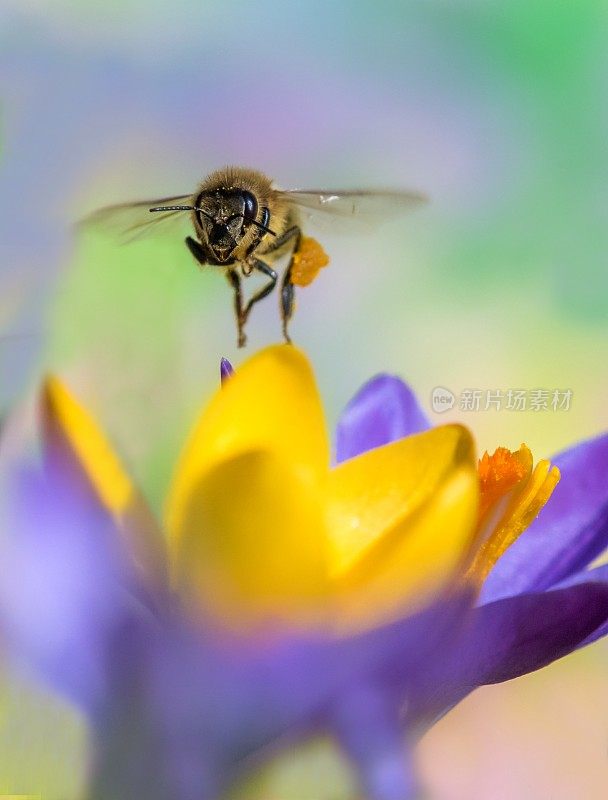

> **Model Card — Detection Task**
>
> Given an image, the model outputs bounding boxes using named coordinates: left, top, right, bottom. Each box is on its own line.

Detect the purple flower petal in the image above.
left=406, top=581, right=608, bottom=729
left=555, top=561, right=608, bottom=590
left=324, top=595, right=471, bottom=798
left=332, top=686, right=417, bottom=800
left=0, top=462, right=143, bottom=717
left=553, top=562, right=608, bottom=647
left=335, top=375, right=430, bottom=463
left=89, top=595, right=472, bottom=798
left=467, top=583, right=608, bottom=683
left=90, top=619, right=226, bottom=800
left=481, top=432, right=608, bottom=602
left=220, top=357, right=234, bottom=385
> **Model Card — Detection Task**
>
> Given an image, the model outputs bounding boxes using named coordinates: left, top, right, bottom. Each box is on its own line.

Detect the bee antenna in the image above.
left=149, top=205, right=194, bottom=213
left=241, top=215, right=277, bottom=237
left=149, top=205, right=215, bottom=222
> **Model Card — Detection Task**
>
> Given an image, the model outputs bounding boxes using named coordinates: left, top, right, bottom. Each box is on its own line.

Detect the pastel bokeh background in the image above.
left=1, top=1, right=607, bottom=797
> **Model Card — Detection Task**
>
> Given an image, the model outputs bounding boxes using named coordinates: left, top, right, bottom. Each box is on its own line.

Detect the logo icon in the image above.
left=431, top=386, right=456, bottom=414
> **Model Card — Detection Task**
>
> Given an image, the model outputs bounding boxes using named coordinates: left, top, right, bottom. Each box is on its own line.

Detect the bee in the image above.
left=83, top=166, right=427, bottom=347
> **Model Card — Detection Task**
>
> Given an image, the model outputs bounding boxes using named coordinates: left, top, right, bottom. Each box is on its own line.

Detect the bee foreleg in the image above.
left=265, top=225, right=300, bottom=254
left=228, top=261, right=277, bottom=347
left=227, top=269, right=247, bottom=348
left=242, top=259, right=277, bottom=322
left=185, top=236, right=208, bottom=269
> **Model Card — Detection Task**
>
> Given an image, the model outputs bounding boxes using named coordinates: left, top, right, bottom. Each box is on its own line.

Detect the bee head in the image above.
left=194, top=190, right=259, bottom=262
left=149, top=189, right=276, bottom=263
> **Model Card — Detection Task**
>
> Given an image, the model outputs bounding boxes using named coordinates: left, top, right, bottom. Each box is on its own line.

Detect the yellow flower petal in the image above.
left=328, top=425, right=477, bottom=574
left=41, top=377, right=167, bottom=585
left=173, top=449, right=329, bottom=627
left=166, top=345, right=329, bottom=559
left=327, top=425, right=479, bottom=627
left=42, top=378, right=131, bottom=512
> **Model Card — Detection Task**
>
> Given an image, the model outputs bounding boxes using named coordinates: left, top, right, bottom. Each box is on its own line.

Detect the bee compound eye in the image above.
left=242, top=191, right=258, bottom=222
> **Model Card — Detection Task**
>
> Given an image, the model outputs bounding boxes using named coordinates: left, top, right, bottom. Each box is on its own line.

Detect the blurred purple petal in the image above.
left=482, top=432, right=608, bottom=602
left=90, top=619, right=225, bottom=800
left=0, top=462, right=143, bottom=717
left=322, top=597, right=472, bottom=799
left=332, top=686, right=417, bottom=800
left=220, top=357, right=234, bottom=385
left=406, top=581, right=608, bottom=728
left=88, top=594, right=472, bottom=799
left=336, top=375, right=430, bottom=463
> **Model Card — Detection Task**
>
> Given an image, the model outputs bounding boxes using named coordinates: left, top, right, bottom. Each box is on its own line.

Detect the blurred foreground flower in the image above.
left=1, top=346, right=608, bottom=800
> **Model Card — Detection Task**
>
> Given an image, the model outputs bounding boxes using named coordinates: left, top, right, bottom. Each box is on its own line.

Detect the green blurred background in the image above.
left=1, top=1, right=607, bottom=797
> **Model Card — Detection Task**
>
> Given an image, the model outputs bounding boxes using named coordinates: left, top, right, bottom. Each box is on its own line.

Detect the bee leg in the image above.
left=227, top=269, right=247, bottom=348
left=265, top=225, right=300, bottom=254
left=280, top=268, right=296, bottom=344
left=242, top=259, right=277, bottom=321
left=279, top=230, right=302, bottom=344
left=185, top=236, right=208, bottom=269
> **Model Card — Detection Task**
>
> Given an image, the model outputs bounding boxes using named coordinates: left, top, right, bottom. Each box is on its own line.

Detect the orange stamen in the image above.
left=466, top=444, right=560, bottom=587
left=478, top=445, right=530, bottom=521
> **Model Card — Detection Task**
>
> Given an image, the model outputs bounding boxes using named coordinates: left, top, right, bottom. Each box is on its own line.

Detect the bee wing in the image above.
left=78, top=195, right=194, bottom=243
left=278, top=189, right=428, bottom=232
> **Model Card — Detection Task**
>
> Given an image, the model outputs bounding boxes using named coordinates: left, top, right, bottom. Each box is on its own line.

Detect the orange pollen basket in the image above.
left=290, top=237, right=330, bottom=287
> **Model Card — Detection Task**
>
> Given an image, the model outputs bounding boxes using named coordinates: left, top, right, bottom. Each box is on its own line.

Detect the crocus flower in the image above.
left=1, top=346, right=607, bottom=800
left=337, top=374, right=608, bottom=732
